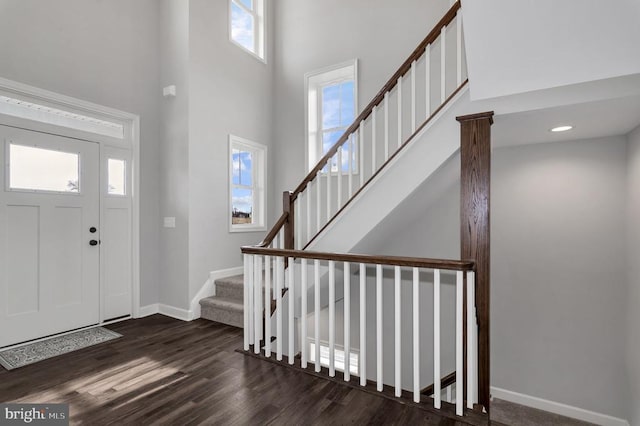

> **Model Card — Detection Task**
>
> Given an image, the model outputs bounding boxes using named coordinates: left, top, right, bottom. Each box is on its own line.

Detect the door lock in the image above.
left=89, top=240, right=100, bottom=246
left=89, top=227, right=97, bottom=233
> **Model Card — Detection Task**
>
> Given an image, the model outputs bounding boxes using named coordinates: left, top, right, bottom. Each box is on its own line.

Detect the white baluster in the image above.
left=288, top=258, right=295, bottom=364
left=337, top=146, right=343, bottom=210
left=456, top=12, right=462, bottom=86
left=447, top=386, right=452, bottom=403
left=348, top=135, right=353, bottom=198
left=248, top=255, right=254, bottom=349
left=316, top=172, right=321, bottom=233
left=359, top=122, right=364, bottom=187
left=276, top=256, right=284, bottom=361
left=314, top=259, right=321, bottom=372
left=344, top=261, right=351, bottom=382
left=425, top=44, right=431, bottom=117
left=441, top=26, right=446, bottom=104
left=397, top=77, right=403, bottom=148
left=372, top=106, right=377, bottom=173
left=265, top=255, right=272, bottom=357
left=301, top=258, right=308, bottom=368
left=255, top=255, right=262, bottom=353
left=279, top=230, right=284, bottom=259
left=359, top=263, right=367, bottom=386
left=306, top=186, right=311, bottom=246
left=411, top=60, right=417, bottom=133
left=327, top=158, right=332, bottom=220
left=272, top=256, right=277, bottom=301
left=243, top=254, right=250, bottom=350
left=329, top=260, right=336, bottom=377
left=384, top=93, right=389, bottom=161
left=376, top=264, right=383, bottom=392
left=295, top=197, right=301, bottom=250
left=455, top=270, right=464, bottom=416
left=413, top=267, right=420, bottom=403
left=434, top=268, right=441, bottom=409
left=467, top=271, right=477, bottom=408
left=394, top=265, right=401, bottom=397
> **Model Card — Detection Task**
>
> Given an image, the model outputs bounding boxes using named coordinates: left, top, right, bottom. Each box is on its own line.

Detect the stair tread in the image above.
left=214, top=274, right=244, bottom=286
left=199, top=296, right=243, bottom=310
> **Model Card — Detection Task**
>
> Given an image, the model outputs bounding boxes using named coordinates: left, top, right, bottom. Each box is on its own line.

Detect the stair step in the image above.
left=214, top=274, right=244, bottom=301
left=200, top=296, right=243, bottom=328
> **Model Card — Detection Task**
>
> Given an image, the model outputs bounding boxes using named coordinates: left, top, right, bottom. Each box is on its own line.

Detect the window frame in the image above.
left=228, top=0, right=266, bottom=63
left=228, top=134, right=267, bottom=233
left=304, top=60, right=358, bottom=175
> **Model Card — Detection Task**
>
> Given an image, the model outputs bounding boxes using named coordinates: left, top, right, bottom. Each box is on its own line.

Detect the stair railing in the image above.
left=242, top=247, right=483, bottom=422
left=255, top=1, right=466, bottom=252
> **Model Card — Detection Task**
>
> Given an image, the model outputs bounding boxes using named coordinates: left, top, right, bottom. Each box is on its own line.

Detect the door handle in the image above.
left=89, top=240, right=100, bottom=246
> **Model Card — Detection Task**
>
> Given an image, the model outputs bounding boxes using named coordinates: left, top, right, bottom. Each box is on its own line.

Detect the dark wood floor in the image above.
left=0, top=315, right=472, bottom=425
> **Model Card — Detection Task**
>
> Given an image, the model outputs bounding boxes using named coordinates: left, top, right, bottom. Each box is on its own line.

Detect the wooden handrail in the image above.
left=256, top=212, right=289, bottom=248
left=241, top=246, right=474, bottom=271
left=291, top=0, right=461, bottom=200
left=420, top=371, right=456, bottom=396
left=302, top=79, right=468, bottom=250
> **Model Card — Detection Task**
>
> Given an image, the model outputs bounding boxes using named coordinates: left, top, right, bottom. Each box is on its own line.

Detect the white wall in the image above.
left=159, top=0, right=190, bottom=309
left=0, top=0, right=162, bottom=306
left=356, top=137, right=629, bottom=419
left=492, top=137, right=628, bottom=419
left=461, top=0, right=640, bottom=100
left=272, top=0, right=449, bottom=196
left=187, top=0, right=275, bottom=305
left=627, top=125, right=640, bottom=425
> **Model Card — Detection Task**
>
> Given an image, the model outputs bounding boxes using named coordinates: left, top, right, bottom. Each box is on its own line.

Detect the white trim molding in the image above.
left=190, top=266, right=244, bottom=319
left=491, top=387, right=630, bottom=426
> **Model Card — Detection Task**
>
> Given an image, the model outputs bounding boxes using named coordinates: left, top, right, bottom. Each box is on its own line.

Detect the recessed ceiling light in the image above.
left=550, top=125, right=574, bottom=132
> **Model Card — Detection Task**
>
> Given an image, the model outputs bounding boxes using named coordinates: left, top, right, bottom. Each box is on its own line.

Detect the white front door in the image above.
left=0, top=125, right=100, bottom=347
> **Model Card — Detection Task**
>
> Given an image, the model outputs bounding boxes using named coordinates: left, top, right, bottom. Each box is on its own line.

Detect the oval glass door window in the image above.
left=9, top=143, right=80, bottom=193
left=107, top=158, right=126, bottom=195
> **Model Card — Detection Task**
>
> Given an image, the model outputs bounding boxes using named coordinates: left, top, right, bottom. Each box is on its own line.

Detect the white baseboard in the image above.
left=138, top=303, right=194, bottom=321
left=158, top=304, right=194, bottom=321
left=189, top=266, right=243, bottom=320
left=491, top=387, right=630, bottom=426
left=138, top=304, right=159, bottom=317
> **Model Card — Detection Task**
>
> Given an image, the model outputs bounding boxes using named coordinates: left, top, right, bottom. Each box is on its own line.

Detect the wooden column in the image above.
left=283, top=191, right=294, bottom=250
left=457, top=111, right=493, bottom=414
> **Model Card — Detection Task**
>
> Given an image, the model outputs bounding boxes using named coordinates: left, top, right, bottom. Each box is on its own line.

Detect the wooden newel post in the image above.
left=283, top=191, right=294, bottom=250
left=457, top=111, right=494, bottom=415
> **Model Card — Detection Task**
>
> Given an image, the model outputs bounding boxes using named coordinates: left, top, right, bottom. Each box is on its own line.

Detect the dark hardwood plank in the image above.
left=0, top=315, right=480, bottom=425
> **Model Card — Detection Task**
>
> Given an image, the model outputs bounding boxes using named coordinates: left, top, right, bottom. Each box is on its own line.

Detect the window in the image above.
left=107, top=158, right=126, bottom=196
left=0, top=95, right=124, bottom=139
left=305, top=60, right=357, bottom=173
left=309, top=341, right=359, bottom=375
left=229, top=135, right=266, bottom=232
left=229, top=0, right=266, bottom=62
left=8, top=143, right=80, bottom=193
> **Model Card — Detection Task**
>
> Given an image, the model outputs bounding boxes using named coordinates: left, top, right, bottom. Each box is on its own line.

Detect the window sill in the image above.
left=229, top=224, right=267, bottom=233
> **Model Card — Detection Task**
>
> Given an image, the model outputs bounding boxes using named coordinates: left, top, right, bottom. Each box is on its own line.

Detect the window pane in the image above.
left=9, top=144, right=80, bottom=193
left=237, top=0, right=253, bottom=10
left=231, top=2, right=255, bottom=53
left=340, top=81, right=355, bottom=126
left=322, top=130, right=345, bottom=172
left=108, top=158, right=126, bottom=195
left=231, top=149, right=241, bottom=185
left=232, top=188, right=253, bottom=224
left=322, top=84, right=341, bottom=129
left=240, top=151, right=253, bottom=186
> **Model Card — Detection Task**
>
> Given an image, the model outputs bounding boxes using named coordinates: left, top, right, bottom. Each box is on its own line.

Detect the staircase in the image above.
left=206, top=2, right=492, bottom=425
left=199, top=275, right=244, bottom=328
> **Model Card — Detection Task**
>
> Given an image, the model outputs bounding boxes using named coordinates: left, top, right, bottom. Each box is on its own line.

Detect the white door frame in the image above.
left=0, top=76, right=141, bottom=319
